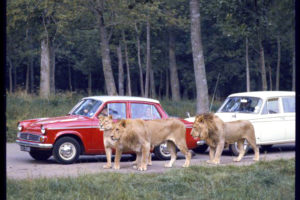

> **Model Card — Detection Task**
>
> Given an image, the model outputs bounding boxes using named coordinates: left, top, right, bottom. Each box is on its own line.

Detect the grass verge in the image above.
left=7, top=159, right=295, bottom=200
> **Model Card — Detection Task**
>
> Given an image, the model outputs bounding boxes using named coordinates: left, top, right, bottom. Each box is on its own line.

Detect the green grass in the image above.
left=7, top=159, right=295, bottom=200
left=6, top=92, right=222, bottom=142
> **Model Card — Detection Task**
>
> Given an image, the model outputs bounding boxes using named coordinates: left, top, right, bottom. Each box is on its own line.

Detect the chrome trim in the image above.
left=16, top=140, right=53, bottom=148
left=47, top=126, right=100, bottom=130
left=197, top=140, right=206, bottom=146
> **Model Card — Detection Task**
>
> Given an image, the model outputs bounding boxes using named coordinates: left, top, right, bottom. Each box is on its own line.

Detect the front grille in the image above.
left=19, top=133, right=40, bottom=142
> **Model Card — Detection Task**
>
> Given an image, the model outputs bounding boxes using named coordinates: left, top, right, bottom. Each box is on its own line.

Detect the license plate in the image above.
left=20, top=145, right=31, bottom=152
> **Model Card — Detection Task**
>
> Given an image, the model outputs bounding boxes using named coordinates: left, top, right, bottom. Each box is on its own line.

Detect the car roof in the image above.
left=83, top=96, right=160, bottom=104
left=228, top=91, right=295, bottom=99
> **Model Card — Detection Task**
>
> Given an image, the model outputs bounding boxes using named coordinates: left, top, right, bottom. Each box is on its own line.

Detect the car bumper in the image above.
left=16, top=140, right=53, bottom=149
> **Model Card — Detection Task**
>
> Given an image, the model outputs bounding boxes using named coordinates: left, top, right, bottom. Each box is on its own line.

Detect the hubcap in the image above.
left=59, top=142, right=76, bottom=161
left=234, top=140, right=248, bottom=152
left=160, top=142, right=170, bottom=158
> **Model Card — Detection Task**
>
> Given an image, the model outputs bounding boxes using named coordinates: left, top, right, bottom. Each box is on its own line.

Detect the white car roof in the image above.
left=228, top=91, right=295, bottom=99
left=83, top=96, right=160, bottom=104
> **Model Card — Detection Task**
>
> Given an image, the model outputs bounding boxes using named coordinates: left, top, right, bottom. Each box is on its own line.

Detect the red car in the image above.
left=16, top=96, right=201, bottom=164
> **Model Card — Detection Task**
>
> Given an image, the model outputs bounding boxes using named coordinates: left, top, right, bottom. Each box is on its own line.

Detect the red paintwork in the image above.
left=17, top=99, right=199, bottom=155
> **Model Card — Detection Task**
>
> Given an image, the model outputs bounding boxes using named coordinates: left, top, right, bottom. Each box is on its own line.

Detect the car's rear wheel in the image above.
left=154, top=142, right=171, bottom=160
left=192, top=144, right=208, bottom=154
left=29, top=150, right=52, bottom=161
left=229, top=140, right=250, bottom=156
left=53, top=137, right=81, bottom=164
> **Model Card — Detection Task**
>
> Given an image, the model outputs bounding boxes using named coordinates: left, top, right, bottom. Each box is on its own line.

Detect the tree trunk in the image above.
left=292, top=48, right=295, bottom=91
left=145, top=19, right=151, bottom=97
left=159, top=70, right=163, bottom=98
left=268, top=64, right=272, bottom=91
left=68, top=64, right=72, bottom=91
left=135, top=23, right=144, bottom=96
left=275, top=36, right=281, bottom=91
left=40, top=38, right=51, bottom=98
left=189, top=0, right=209, bottom=114
left=50, top=45, right=55, bottom=94
left=258, top=36, right=267, bottom=91
left=168, top=29, right=181, bottom=101
left=117, top=44, right=124, bottom=96
left=8, top=57, right=13, bottom=93
left=165, top=67, right=169, bottom=99
left=150, top=65, right=156, bottom=98
left=88, top=71, right=92, bottom=96
left=122, top=31, right=132, bottom=96
left=97, top=8, right=117, bottom=96
left=245, top=37, right=250, bottom=92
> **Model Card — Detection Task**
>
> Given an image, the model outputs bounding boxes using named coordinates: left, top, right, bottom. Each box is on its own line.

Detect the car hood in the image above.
left=20, top=115, right=91, bottom=132
left=184, top=113, right=258, bottom=123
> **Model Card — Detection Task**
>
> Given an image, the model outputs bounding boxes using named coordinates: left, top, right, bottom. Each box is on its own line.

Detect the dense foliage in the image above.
left=6, top=0, right=295, bottom=99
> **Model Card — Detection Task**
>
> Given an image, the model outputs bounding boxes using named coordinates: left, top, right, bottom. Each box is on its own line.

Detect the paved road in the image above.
left=6, top=143, right=295, bottom=180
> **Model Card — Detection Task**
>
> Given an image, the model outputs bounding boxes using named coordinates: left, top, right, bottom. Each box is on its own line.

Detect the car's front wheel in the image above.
left=29, top=150, right=52, bottom=161
left=154, top=142, right=171, bottom=160
left=229, top=141, right=250, bottom=156
left=53, top=137, right=81, bottom=164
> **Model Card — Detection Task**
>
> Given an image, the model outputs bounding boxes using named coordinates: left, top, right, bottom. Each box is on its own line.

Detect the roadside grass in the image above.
left=6, top=92, right=222, bottom=142
left=7, top=158, right=295, bottom=200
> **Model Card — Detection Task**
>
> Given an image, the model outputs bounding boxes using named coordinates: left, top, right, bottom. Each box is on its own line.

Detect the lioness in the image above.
left=111, top=119, right=151, bottom=171
left=190, top=113, right=259, bottom=164
left=111, top=118, right=191, bottom=169
left=99, top=115, right=152, bottom=169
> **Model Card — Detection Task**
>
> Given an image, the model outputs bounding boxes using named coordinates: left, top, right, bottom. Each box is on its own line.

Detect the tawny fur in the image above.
left=190, top=113, right=259, bottom=164
left=98, top=116, right=152, bottom=170
left=111, top=119, right=151, bottom=171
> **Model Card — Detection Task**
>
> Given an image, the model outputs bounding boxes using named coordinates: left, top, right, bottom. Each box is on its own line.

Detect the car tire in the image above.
left=260, top=145, right=273, bottom=152
left=154, top=142, right=171, bottom=160
left=29, top=150, right=52, bottom=161
left=53, top=137, right=81, bottom=164
left=192, top=144, right=208, bottom=154
left=229, top=141, right=250, bottom=156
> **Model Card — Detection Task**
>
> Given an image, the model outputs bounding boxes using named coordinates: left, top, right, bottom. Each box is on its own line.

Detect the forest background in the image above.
left=6, top=0, right=295, bottom=113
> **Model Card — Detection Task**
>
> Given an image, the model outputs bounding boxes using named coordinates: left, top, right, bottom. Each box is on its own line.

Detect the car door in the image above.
left=252, top=98, right=286, bottom=144
left=91, top=102, right=127, bottom=152
left=281, top=96, right=295, bottom=141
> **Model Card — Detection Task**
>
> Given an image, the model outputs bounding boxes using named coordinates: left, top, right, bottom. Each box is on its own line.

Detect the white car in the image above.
left=186, top=91, right=295, bottom=155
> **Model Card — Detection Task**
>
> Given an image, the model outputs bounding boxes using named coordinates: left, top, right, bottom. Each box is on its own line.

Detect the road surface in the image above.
left=6, top=143, right=295, bottom=180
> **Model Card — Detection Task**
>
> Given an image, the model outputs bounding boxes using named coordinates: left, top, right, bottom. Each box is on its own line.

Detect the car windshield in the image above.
left=69, top=99, right=102, bottom=117
left=218, top=96, right=263, bottom=114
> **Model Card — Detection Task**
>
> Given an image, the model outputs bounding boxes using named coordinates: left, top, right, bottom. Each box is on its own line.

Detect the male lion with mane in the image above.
left=111, top=118, right=191, bottom=170
left=99, top=116, right=152, bottom=170
left=190, top=113, right=259, bottom=164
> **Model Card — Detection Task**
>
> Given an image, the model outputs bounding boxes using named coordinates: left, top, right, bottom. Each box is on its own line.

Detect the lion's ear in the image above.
left=108, top=115, right=113, bottom=120
left=120, top=119, right=126, bottom=128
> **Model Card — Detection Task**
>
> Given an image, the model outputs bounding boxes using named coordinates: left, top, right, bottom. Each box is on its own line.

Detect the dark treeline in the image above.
left=6, top=0, right=295, bottom=102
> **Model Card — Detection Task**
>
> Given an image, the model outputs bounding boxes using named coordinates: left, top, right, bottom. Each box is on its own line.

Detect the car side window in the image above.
left=261, top=98, right=279, bottom=114
left=131, top=103, right=161, bottom=120
left=282, top=97, right=295, bottom=113
left=99, top=103, right=126, bottom=119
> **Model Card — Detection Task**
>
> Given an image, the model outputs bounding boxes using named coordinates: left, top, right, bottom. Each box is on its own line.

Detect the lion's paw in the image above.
left=103, top=164, right=112, bottom=169
left=164, top=163, right=173, bottom=168
left=207, top=160, right=219, bottom=165
left=113, top=165, right=120, bottom=170
left=233, top=158, right=241, bottom=162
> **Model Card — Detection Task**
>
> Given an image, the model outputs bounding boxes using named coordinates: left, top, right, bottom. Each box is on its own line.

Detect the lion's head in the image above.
left=111, top=119, right=127, bottom=141
left=98, top=115, right=113, bottom=130
left=190, top=113, right=218, bottom=140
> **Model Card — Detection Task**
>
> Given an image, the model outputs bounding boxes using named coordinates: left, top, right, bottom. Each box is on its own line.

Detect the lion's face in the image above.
left=98, top=115, right=113, bottom=130
left=111, top=119, right=127, bottom=141
left=190, top=116, right=209, bottom=140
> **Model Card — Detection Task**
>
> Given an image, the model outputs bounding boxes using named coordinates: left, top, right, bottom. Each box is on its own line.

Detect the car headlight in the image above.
left=18, top=123, right=23, bottom=131
left=41, top=125, right=46, bottom=134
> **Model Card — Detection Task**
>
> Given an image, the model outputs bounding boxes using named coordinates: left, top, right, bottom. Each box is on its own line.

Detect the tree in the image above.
left=189, top=0, right=209, bottom=114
